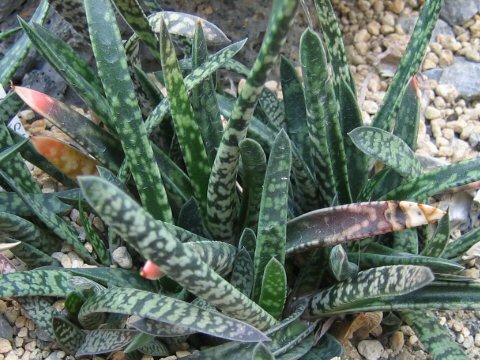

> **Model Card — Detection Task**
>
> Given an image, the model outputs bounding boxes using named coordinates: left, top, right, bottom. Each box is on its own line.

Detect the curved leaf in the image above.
left=52, top=316, right=85, bottom=354
left=78, top=287, right=268, bottom=342
left=259, top=258, right=287, bottom=319
left=0, top=270, right=73, bottom=298
left=349, top=126, right=422, bottom=178
left=442, top=227, right=480, bottom=259
left=421, top=210, right=450, bottom=257
left=79, top=176, right=276, bottom=330
left=76, top=329, right=138, bottom=357
left=252, top=343, right=275, bottom=360
left=230, top=248, right=254, bottom=297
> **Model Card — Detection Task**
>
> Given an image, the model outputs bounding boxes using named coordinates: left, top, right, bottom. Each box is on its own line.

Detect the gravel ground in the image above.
left=1, top=0, right=480, bottom=359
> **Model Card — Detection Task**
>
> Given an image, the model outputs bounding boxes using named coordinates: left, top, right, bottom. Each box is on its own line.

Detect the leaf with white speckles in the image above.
left=253, top=130, right=291, bottom=300
left=303, top=265, right=434, bottom=318
left=349, top=126, right=422, bottom=178
left=401, top=311, right=469, bottom=360
left=372, top=0, right=442, bottom=131
left=442, top=227, right=480, bottom=260
left=78, top=287, right=268, bottom=342
left=52, top=316, right=85, bottom=354
left=0, top=0, right=49, bottom=86
left=85, top=0, right=172, bottom=222
left=258, top=258, right=287, bottom=319
left=159, top=19, right=211, bottom=213
left=329, top=245, right=357, bottom=282
left=206, top=0, right=299, bottom=240
left=79, top=176, right=276, bottom=330
left=0, top=270, right=73, bottom=298
left=421, top=210, right=450, bottom=257
left=76, top=329, right=139, bottom=357
left=252, top=343, right=275, bottom=359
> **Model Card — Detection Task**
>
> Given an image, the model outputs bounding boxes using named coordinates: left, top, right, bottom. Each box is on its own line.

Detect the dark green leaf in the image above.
left=393, top=76, right=421, bottom=150
left=79, top=200, right=110, bottom=265
left=259, top=258, right=287, bottom=319
left=85, top=0, right=172, bottom=222
left=442, top=227, right=480, bottom=259
left=0, top=270, right=73, bottom=298
left=138, top=338, right=169, bottom=356
left=392, top=228, right=419, bottom=254
left=299, top=334, right=344, bottom=360
left=401, top=311, right=469, bottom=360
left=0, top=191, right=72, bottom=217
left=2, top=237, right=59, bottom=268
left=76, top=329, right=138, bottom=357
left=177, top=198, right=211, bottom=238
left=52, top=316, right=85, bottom=354
left=230, top=248, right=254, bottom=297
left=329, top=245, right=357, bottom=281
left=252, top=343, right=275, bottom=360
left=421, top=210, right=450, bottom=257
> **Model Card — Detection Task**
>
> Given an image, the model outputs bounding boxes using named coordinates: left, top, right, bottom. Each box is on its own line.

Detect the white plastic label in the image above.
left=0, top=86, right=28, bottom=138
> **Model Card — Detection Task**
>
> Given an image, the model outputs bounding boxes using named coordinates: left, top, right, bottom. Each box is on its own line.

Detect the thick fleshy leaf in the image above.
left=191, top=21, right=223, bottom=165
left=258, top=258, right=287, bottom=319
left=31, top=136, right=98, bottom=180
left=18, top=21, right=112, bottom=127
left=276, top=333, right=315, bottom=360
left=79, top=200, right=110, bottom=265
left=113, top=0, right=160, bottom=61
left=129, top=317, right=193, bottom=337
left=292, top=248, right=328, bottom=297
left=300, top=29, right=351, bottom=205
left=257, top=88, right=285, bottom=130
left=52, top=316, right=85, bottom=355
left=138, top=338, right=169, bottom=356
left=0, top=270, right=73, bottom=298
left=313, top=0, right=354, bottom=90
left=442, top=227, right=480, bottom=259
left=0, top=91, right=23, bottom=124
left=300, top=334, right=344, bottom=360
left=286, top=201, right=445, bottom=254
left=177, top=198, right=211, bottom=238
left=159, top=19, right=211, bottom=213
left=79, top=176, right=276, bottom=330
left=329, top=245, right=357, bottom=281
left=349, top=126, right=422, bottom=178
left=149, top=11, right=230, bottom=46
left=14, top=86, right=123, bottom=172
left=392, top=228, right=419, bottom=254
left=239, top=227, right=257, bottom=255
left=145, top=38, right=247, bottom=134
left=0, top=137, right=28, bottom=163
left=303, top=265, right=434, bottom=318
left=372, top=0, right=442, bottom=131
left=421, top=210, right=450, bottom=257
left=252, top=343, right=275, bottom=360
left=393, top=76, right=421, bottom=150
left=239, top=139, right=267, bottom=231
left=0, top=0, right=49, bottom=86
left=0, top=191, right=72, bottom=217
left=253, top=130, right=291, bottom=299
left=85, top=0, right=172, bottom=222
left=385, top=157, right=480, bottom=201
left=230, top=248, right=254, bottom=297
left=280, top=57, right=309, bottom=164
left=338, top=80, right=368, bottom=200
left=401, top=311, right=469, bottom=360
left=16, top=297, right=56, bottom=341
left=78, top=287, right=268, bottom=342
left=206, top=0, right=299, bottom=240
left=76, top=329, right=138, bottom=357
left=0, top=171, right=96, bottom=263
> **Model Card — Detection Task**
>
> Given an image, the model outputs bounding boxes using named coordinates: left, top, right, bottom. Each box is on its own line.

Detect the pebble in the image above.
left=407, top=335, right=419, bottom=346
left=175, top=351, right=191, bottom=358
left=357, top=340, right=384, bottom=360
left=0, top=340, right=12, bottom=354
left=111, top=247, right=133, bottom=269
left=391, top=331, right=405, bottom=354
left=363, top=100, right=379, bottom=114
left=435, top=83, right=459, bottom=102
left=425, top=106, right=442, bottom=119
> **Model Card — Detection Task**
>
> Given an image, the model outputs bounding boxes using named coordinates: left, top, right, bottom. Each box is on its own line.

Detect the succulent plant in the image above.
left=0, top=0, right=480, bottom=359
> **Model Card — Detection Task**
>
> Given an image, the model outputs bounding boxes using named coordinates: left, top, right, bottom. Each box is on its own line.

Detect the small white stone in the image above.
left=4, top=353, right=19, bottom=360
left=435, top=84, right=459, bottom=103
left=408, top=335, right=419, bottom=346
left=463, top=335, right=474, bottom=349
left=357, top=340, right=384, bottom=360
left=17, top=328, right=27, bottom=338
left=363, top=100, right=379, bottom=115
left=176, top=350, right=191, bottom=358
left=112, top=247, right=133, bottom=269
left=391, top=331, right=405, bottom=354
left=0, top=339, right=12, bottom=354
left=425, top=106, right=442, bottom=120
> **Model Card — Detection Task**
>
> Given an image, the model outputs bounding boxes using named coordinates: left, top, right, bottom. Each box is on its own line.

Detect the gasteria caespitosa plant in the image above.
left=1, top=0, right=480, bottom=358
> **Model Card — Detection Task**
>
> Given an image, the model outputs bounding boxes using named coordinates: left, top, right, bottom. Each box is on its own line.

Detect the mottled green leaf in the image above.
left=3, top=237, right=59, bottom=268
left=206, top=0, right=299, bottom=240
left=16, top=297, right=56, bottom=341
left=292, top=248, right=328, bottom=297
left=0, top=191, right=72, bottom=217
left=78, top=287, right=268, bottom=342
left=177, top=198, right=211, bottom=238
left=259, top=258, right=287, bottom=319
left=0, top=0, right=50, bottom=86
left=393, top=76, right=421, bottom=150
left=0, top=171, right=96, bottom=263
left=257, top=88, right=285, bottom=130
left=313, top=0, right=354, bottom=90
left=254, top=130, right=291, bottom=299
left=0, top=91, right=23, bottom=124
left=401, top=311, right=469, bottom=360
left=421, top=210, right=450, bottom=257
left=145, top=38, right=247, bottom=134
left=385, top=157, right=480, bottom=201
left=133, top=65, right=163, bottom=108
left=303, top=265, right=434, bottom=318
left=286, top=201, right=444, bottom=254
left=276, top=333, right=315, bottom=360
left=79, top=200, right=110, bottom=265
left=338, top=80, right=368, bottom=199
left=85, top=0, right=172, bottom=222
left=239, top=228, right=257, bottom=255
left=79, top=176, right=276, bottom=330
left=349, top=126, right=422, bottom=178
left=442, top=227, right=480, bottom=259
left=0, top=270, right=73, bottom=298
left=76, top=329, right=138, bottom=357
left=230, top=248, right=254, bottom=297
left=14, top=86, right=123, bottom=172
left=239, top=139, right=267, bottom=231
left=372, top=0, right=442, bottom=131
left=52, top=316, right=85, bottom=355
left=113, top=0, right=160, bottom=61
left=18, top=21, right=112, bottom=127
left=280, top=57, right=309, bottom=164
left=329, top=245, right=357, bottom=281
left=300, top=29, right=351, bottom=205
left=138, top=339, right=169, bottom=357
left=191, top=21, right=223, bottom=165
left=252, top=343, right=275, bottom=360
left=0, top=137, right=28, bottom=163
left=392, top=228, right=419, bottom=254
left=300, top=334, right=344, bottom=360
left=159, top=19, right=211, bottom=213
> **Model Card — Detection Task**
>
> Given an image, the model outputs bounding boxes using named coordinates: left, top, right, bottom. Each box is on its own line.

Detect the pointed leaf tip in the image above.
left=399, top=201, right=445, bottom=227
